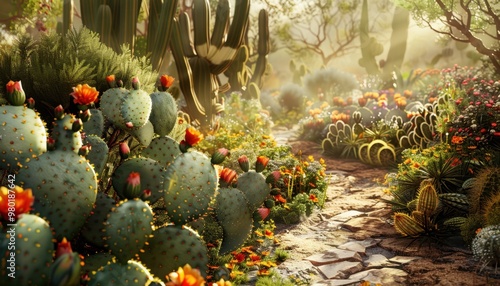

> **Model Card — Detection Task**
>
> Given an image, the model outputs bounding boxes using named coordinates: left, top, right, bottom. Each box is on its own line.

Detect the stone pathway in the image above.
left=268, top=126, right=500, bottom=286
left=273, top=172, right=417, bottom=286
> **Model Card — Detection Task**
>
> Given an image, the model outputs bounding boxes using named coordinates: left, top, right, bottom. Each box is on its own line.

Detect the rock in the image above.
left=364, top=254, right=399, bottom=268
left=388, top=256, right=421, bottom=265
left=305, top=249, right=363, bottom=266
left=317, top=261, right=363, bottom=279
left=337, top=241, right=366, bottom=254
left=348, top=268, right=408, bottom=285
left=331, top=210, right=365, bottom=222
left=341, top=217, right=397, bottom=240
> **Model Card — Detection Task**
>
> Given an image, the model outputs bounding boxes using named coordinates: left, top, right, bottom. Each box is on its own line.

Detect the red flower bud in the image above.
left=55, top=237, right=73, bottom=259
left=219, top=168, right=237, bottom=187
left=238, top=155, right=250, bottom=172
left=106, top=75, right=116, bottom=88
left=125, top=172, right=141, bottom=199
left=125, top=122, right=134, bottom=129
left=119, top=142, right=130, bottom=160
left=211, top=148, right=230, bottom=164
left=54, top=105, right=65, bottom=120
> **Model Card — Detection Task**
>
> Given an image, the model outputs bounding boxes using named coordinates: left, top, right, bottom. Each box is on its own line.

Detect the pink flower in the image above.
left=257, top=208, right=270, bottom=220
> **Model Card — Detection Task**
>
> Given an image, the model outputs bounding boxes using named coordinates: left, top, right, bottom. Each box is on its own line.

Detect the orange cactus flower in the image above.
left=166, top=264, right=205, bottom=286
left=219, top=168, right=237, bottom=185
left=185, top=127, right=203, bottom=146
left=274, top=194, right=287, bottom=203
left=71, top=84, right=99, bottom=105
left=309, top=194, right=319, bottom=203
left=255, top=156, right=270, bottom=172
left=0, top=186, right=34, bottom=221
left=264, top=229, right=274, bottom=239
left=160, top=74, right=175, bottom=88
left=451, top=136, right=465, bottom=145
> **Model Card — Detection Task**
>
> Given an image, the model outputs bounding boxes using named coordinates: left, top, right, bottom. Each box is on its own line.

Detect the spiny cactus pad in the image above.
left=104, top=199, right=154, bottom=264
left=0, top=214, right=53, bottom=285
left=83, top=135, right=109, bottom=177
left=236, top=170, right=270, bottom=211
left=17, top=150, right=98, bottom=240
left=163, top=151, right=217, bottom=225
left=112, top=157, right=165, bottom=203
left=216, top=187, right=253, bottom=255
left=81, top=192, right=116, bottom=247
left=51, top=114, right=83, bottom=153
left=89, top=260, right=155, bottom=286
left=0, top=105, right=47, bottom=170
left=126, top=120, right=155, bottom=147
left=82, top=108, right=105, bottom=137
left=149, top=91, right=177, bottom=136
left=139, top=224, right=208, bottom=279
left=141, top=136, right=181, bottom=167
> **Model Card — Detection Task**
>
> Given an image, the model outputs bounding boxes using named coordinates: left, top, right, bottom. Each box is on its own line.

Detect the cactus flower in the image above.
left=125, top=172, right=142, bottom=199
left=166, top=264, right=205, bottom=286
left=184, top=127, right=203, bottom=146
left=160, top=74, right=175, bottom=89
left=125, top=122, right=134, bottom=129
left=5, top=80, right=25, bottom=106
left=132, top=77, right=141, bottom=90
left=70, top=84, right=99, bottom=106
left=55, top=237, right=73, bottom=259
left=255, top=156, right=270, bottom=173
left=0, top=186, right=34, bottom=221
left=211, top=148, right=230, bottom=164
left=237, top=155, right=250, bottom=172
left=119, top=142, right=130, bottom=159
left=219, top=168, right=237, bottom=187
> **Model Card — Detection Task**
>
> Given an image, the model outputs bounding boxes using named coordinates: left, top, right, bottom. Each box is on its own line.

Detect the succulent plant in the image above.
left=89, top=260, right=158, bottom=286
left=472, top=225, right=500, bottom=269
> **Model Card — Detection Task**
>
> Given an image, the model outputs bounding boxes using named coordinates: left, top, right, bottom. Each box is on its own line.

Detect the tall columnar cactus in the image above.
left=249, top=8, right=270, bottom=89
left=170, top=0, right=250, bottom=130
left=16, top=108, right=98, bottom=240
left=358, top=0, right=409, bottom=81
left=79, top=0, right=177, bottom=70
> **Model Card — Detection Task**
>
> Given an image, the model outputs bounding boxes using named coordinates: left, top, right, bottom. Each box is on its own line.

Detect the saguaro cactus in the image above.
left=170, top=0, right=250, bottom=131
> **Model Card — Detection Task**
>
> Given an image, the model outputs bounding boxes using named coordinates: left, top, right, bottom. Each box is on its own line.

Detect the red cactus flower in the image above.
left=55, top=237, right=73, bottom=259
left=309, top=194, right=319, bottom=203
left=71, top=84, right=99, bottom=105
left=274, top=194, right=287, bottom=204
left=219, top=168, right=237, bottom=185
left=160, top=74, right=175, bottom=88
left=6, top=80, right=22, bottom=94
left=184, top=127, right=203, bottom=146
left=0, top=186, right=34, bottom=221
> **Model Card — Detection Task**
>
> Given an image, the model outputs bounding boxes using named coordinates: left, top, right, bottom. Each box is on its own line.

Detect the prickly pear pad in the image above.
left=139, top=224, right=209, bottom=279
left=163, top=151, right=217, bottom=225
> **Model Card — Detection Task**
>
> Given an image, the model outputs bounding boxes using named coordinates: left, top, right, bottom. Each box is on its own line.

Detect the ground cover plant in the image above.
left=1, top=0, right=500, bottom=284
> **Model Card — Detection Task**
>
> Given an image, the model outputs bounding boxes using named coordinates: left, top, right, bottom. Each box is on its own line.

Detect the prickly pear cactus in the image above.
left=83, top=135, right=109, bottom=176
left=163, top=150, right=217, bottom=225
left=139, top=224, right=209, bottom=279
left=112, top=157, right=165, bottom=203
left=103, top=199, right=153, bottom=264
left=100, top=86, right=128, bottom=129
left=126, top=120, right=155, bottom=147
left=89, top=260, right=156, bottom=286
left=0, top=104, right=47, bottom=170
left=149, top=90, right=177, bottom=136
left=237, top=170, right=271, bottom=211
left=216, top=187, right=253, bottom=255
left=472, top=225, right=500, bottom=268
left=81, top=192, right=116, bottom=247
left=0, top=214, right=54, bottom=285
left=82, top=108, right=105, bottom=137
left=141, top=136, right=181, bottom=167
left=16, top=111, right=97, bottom=240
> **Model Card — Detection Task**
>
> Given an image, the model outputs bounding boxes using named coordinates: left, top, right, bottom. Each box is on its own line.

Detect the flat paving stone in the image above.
left=364, top=254, right=399, bottom=268
left=312, top=279, right=359, bottom=286
left=337, top=241, right=366, bottom=254
left=348, top=268, right=408, bottom=285
left=331, top=210, right=365, bottom=222
left=306, top=248, right=363, bottom=266
left=388, top=255, right=421, bottom=265
left=317, top=261, right=363, bottom=279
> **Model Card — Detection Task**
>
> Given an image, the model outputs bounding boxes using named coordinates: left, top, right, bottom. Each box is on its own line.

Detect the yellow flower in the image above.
left=166, top=264, right=205, bottom=286
left=213, top=278, right=232, bottom=286
left=308, top=155, right=314, bottom=162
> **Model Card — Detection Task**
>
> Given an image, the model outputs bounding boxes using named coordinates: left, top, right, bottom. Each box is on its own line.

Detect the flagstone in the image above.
left=388, top=255, right=422, bottom=265
left=317, top=261, right=363, bottom=279
left=337, top=241, right=366, bottom=254
left=348, top=268, right=408, bottom=285
left=305, top=248, right=362, bottom=266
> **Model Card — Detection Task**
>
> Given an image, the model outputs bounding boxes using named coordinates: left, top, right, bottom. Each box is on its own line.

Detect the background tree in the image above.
left=395, top=0, right=500, bottom=74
